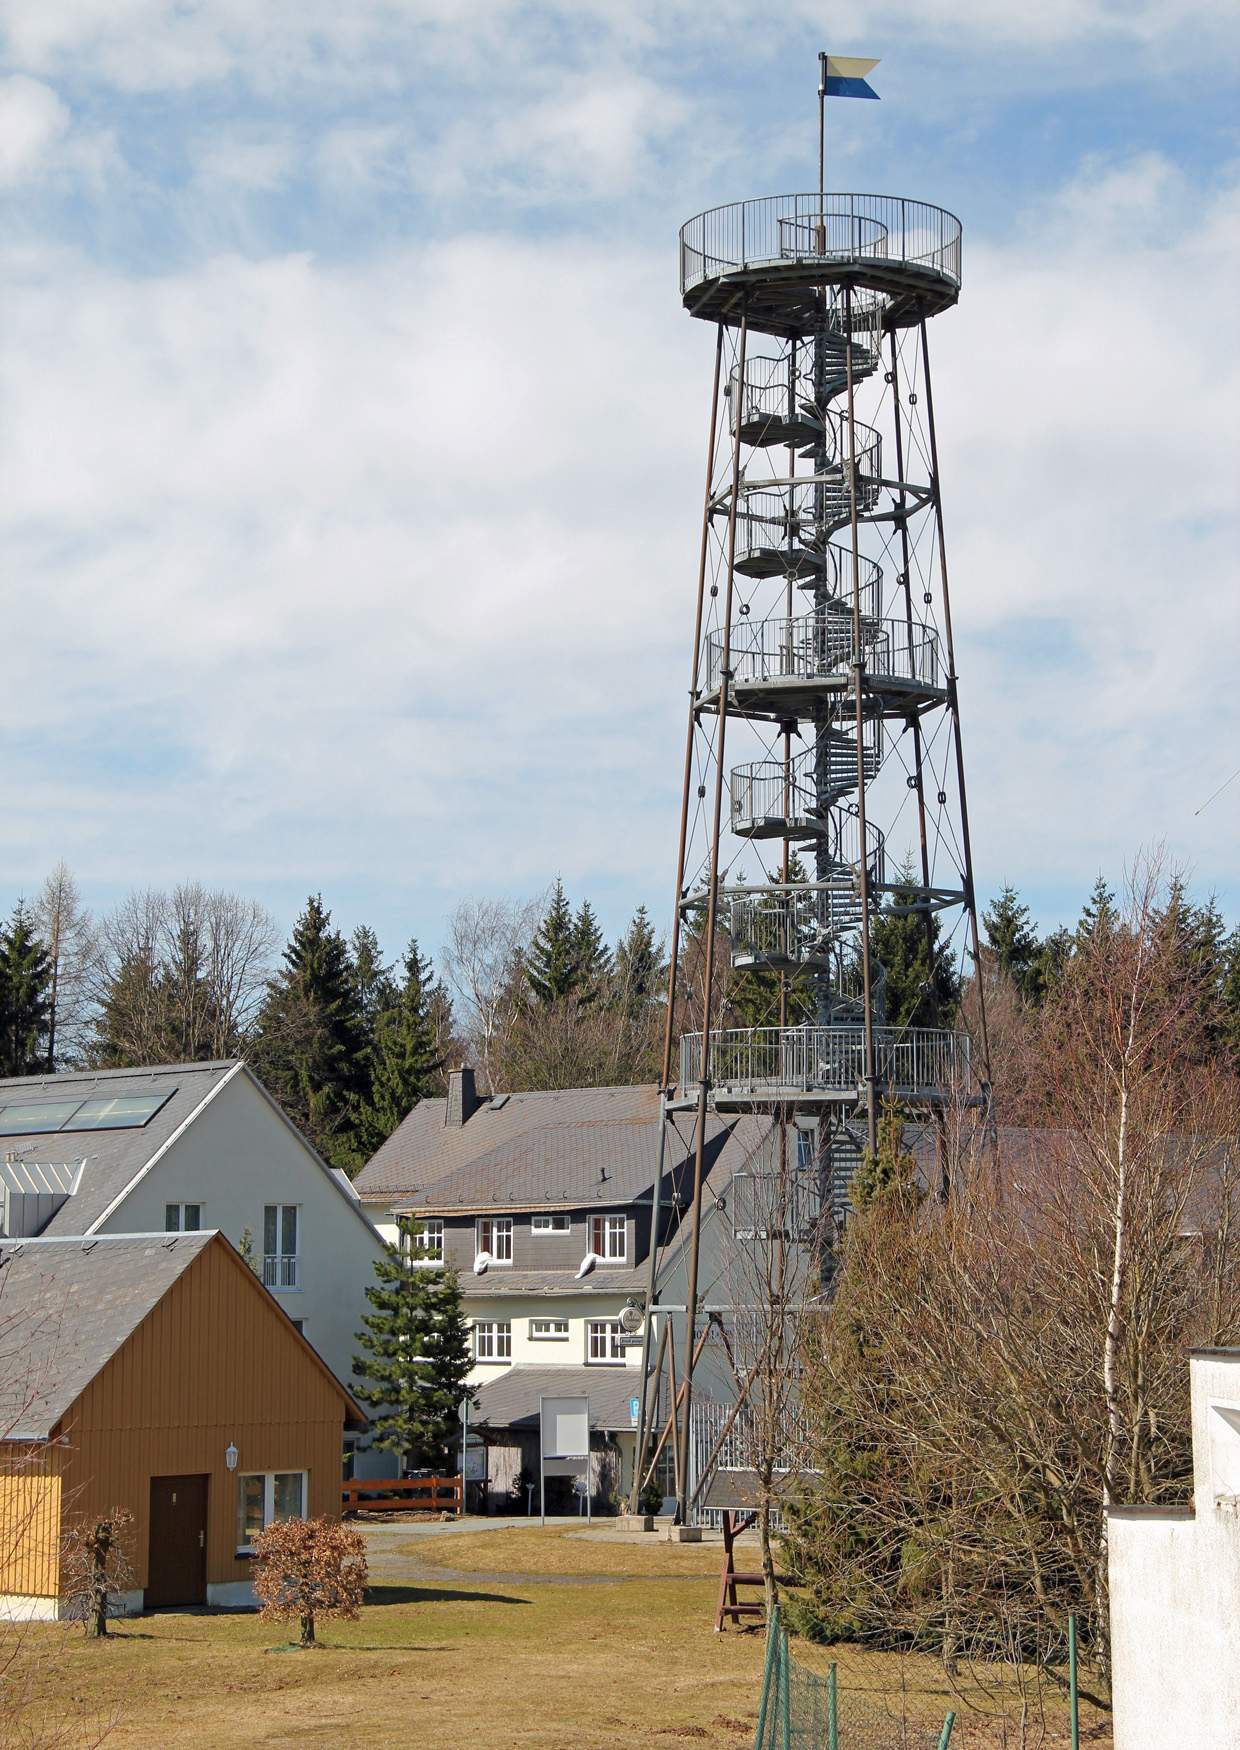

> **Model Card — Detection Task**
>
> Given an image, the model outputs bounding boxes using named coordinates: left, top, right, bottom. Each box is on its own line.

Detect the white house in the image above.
left=0, top=1061, right=385, bottom=1430
left=1108, top=1347, right=1240, bottom=1750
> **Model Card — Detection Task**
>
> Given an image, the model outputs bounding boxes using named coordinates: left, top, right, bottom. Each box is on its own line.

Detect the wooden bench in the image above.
left=342, top=1475, right=462, bottom=1516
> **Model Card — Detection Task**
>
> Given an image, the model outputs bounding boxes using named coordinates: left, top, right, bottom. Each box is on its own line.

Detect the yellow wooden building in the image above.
left=0, top=1230, right=365, bottom=1616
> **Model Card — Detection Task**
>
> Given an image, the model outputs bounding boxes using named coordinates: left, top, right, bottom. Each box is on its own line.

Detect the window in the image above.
left=164, top=1202, right=202, bottom=1233
left=235, top=1470, right=306, bottom=1552
left=796, top=1129, right=816, bottom=1170
left=399, top=1216, right=443, bottom=1263
left=531, top=1214, right=570, bottom=1235
left=263, top=1204, right=300, bottom=1290
left=475, top=1321, right=512, bottom=1363
left=529, top=1318, right=569, bottom=1341
left=290, top=1319, right=305, bottom=1335
left=587, top=1320, right=624, bottom=1364
left=589, top=1215, right=626, bottom=1262
left=476, top=1217, right=513, bottom=1263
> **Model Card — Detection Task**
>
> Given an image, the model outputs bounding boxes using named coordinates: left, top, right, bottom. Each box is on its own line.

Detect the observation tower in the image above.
left=632, top=58, right=993, bottom=1521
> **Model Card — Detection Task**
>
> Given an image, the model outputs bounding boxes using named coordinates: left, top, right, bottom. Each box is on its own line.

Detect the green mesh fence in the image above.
left=754, top=1613, right=955, bottom=1750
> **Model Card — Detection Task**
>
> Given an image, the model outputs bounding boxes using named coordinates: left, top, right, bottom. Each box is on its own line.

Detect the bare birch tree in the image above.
left=442, top=895, right=541, bottom=1089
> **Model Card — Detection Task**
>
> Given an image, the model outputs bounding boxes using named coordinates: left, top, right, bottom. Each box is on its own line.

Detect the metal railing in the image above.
left=727, top=884, right=861, bottom=966
left=262, top=1253, right=301, bottom=1290
left=706, top=610, right=941, bottom=695
left=728, top=344, right=881, bottom=440
left=679, top=1024, right=969, bottom=1100
left=679, top=193, right=963, bottom=297
left=730, top=731, right=883, bottom=831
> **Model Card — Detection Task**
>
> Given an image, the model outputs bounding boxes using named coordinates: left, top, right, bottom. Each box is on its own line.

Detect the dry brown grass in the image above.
left=404, top=1523, right=726, bottom=1577
left=5, top=1526, right=1112, bottom=1749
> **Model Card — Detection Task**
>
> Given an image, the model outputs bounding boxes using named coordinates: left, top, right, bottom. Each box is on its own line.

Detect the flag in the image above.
left=821, top=53, right=880, bottom=101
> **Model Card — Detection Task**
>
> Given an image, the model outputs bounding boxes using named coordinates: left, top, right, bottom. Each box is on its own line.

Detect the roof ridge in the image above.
left=0, top=1060, right=240, bottom=1092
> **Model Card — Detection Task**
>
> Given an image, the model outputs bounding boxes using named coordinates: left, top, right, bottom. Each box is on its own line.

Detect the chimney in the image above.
left=445, top=1066, right=479, bottom=1128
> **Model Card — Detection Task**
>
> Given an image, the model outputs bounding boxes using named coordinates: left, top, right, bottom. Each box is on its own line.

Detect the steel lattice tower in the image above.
left=631, top=84, right=994, bottom=1522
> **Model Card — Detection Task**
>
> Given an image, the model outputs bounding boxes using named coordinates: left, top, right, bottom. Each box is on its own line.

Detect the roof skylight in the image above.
left=0, top=1089, right=174, bottom=1138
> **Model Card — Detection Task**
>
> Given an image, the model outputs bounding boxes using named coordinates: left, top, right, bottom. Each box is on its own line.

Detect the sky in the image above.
left=2, top=0, right=1239, bottom=967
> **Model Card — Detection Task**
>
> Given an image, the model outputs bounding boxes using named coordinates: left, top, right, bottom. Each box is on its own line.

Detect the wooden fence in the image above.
left=341, top=1475, right=462, bottom=1516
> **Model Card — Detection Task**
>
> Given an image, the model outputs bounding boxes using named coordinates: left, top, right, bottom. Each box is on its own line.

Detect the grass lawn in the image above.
left=6, top=1526, right=1113, bottom=1749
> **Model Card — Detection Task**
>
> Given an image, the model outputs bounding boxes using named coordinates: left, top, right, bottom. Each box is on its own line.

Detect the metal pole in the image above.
left=628, top=1099, right=670, bottom=1510
left=780, top=1626, right=792, bottom=1749
left=918, top=318, right=994, bottom=1117
left=631, top=324, right=725, bottom=1511
left=459, top=1394, right=468, bottom=1517
left=1069, top=1614, right=1080, bottom=1750
left=676, top=306, right=750, bottom=1525
left=845, top=284, right=879, bottom=1158
left=938, top=1712, right=956, bottom=1749
left=817, top=53, right=827, bottom=254
left=629, top=1302, right=669, bottom=1512
left=827, top=1661, right=838, bottom=1750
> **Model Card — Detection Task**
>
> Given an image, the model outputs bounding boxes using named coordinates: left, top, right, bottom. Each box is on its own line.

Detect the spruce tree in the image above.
left=613, top=905, right=663, bottom=1014
left=982, top=884, right=1041, bottom=1001
left=852, top=1103, right=920, bottom=1211
left=356, top=941, right=445, bottom=1157
left=525, top=880, right=578, bottom=1005
left=867, top=867, right=960, bottom=1029
left=0, top=904, right=53, bottom=1077
left=350, top=925, right=397, bottom=1052
left=570, top=900, right=611, bottom=1005
left=1076, top=875, right=1116, bottom=943
left=352, top=1243, right=475, bottom=1470
left=253, top=896, right=368, bottom=1173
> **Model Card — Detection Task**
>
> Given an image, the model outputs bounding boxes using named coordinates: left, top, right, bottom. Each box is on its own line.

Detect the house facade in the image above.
left=356, top=1069, right=763, bottom=1511
left=0, top=1061, right=385, bottom=1423
left=0, top=1231, right=365, bottom=1618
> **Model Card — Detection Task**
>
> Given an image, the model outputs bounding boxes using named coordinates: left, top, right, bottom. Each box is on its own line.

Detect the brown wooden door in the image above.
left=147, top=1475, right=208, bottom=1609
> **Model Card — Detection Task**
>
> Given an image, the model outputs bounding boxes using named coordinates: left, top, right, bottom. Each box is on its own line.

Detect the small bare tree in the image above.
left=252, top=1516, right=368, bottom=1648
left=60, top=1511, right=136, bottom=1637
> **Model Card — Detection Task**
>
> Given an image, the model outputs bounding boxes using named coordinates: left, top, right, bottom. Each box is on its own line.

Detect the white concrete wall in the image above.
left=1109, top=1353, right=1240, bottom=1750
left=465, top=1292, right=646, bottom=1385
left=101, top=1067, right=384, bottom=1397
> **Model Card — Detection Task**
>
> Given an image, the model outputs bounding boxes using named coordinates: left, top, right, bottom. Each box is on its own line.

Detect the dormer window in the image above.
left=589, top=1215, right=626, bottom=1262
left=477, top=1216, right=513, bottom=1264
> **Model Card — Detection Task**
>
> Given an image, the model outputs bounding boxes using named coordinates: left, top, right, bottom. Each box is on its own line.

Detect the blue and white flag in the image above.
left=821, top=54, right=880, bottom=102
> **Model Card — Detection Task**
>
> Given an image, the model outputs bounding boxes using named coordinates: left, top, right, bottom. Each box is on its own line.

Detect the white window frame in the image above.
left=529, top=1317, right=570, bottom=1341
left=531, top=1214, right=571, bottom=1235
left=263, top=1203, right=301, bottom=1291
left=476, top=1216, right=513, bottom=1264
left=589, top=1214, right=627, bottom=1262
left=400, top=1215, right=444, bottom=1264
left=474, top=1321, right=512, bottom=1363
left=586, top=1319, right=625, bottom=1366
left=165, top=1201, right=203, bottom=1233
left=235, top=1469, right=307, bottom=1554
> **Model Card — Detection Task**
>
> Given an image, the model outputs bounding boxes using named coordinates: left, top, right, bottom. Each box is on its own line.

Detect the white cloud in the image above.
left=0, top=74, right=69, bottom=186
left=1, top=133, right=1237, bottom=943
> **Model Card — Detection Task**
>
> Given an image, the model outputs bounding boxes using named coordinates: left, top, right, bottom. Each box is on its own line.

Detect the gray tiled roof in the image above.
left=471, top=1365, right=646, bottom=1433
left=355, top=1084, right=664, bottom=1202
left=0, top=1230, right=214, bottom=1438
left=0, top=1061, right=239, bottom=1237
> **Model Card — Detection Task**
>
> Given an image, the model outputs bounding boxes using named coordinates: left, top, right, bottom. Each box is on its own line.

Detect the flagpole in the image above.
left=817, top=50, right=827, bottom=255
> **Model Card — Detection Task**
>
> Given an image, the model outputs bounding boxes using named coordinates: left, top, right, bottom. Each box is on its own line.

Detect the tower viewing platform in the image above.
left=679, top=193, right=962, bottom=334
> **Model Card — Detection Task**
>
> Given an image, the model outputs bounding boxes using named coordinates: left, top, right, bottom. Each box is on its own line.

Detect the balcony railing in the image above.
left=263, top=1253, right=301, bottom=1290
left=679, top=194, right=963, bottom=299
left=730, top=731, right=883, bottom=831
left=706, top=610, right=942, bottom=697
left=679, top=1024, right=969, bottom=1102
